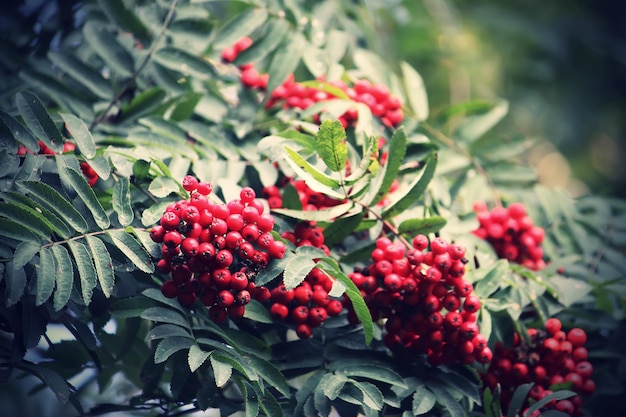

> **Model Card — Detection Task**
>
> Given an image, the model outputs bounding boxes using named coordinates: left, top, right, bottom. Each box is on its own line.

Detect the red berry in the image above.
left=268, top=240, right=286, bottom=259
left=196, top=181, right=213, bottom=195
left=270, top=303, right=289, bottom=320
left=545, top=318, right=562, bottom=335
left=161, top=280, right=178, bottom=298
left=567, top=328, right=587, bottom=347
left=296, top=323, right=312, bottom=339
left=182, top=175, right=199, bottom=192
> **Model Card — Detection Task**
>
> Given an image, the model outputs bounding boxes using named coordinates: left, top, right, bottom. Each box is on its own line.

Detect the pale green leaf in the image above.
left=51, top=245, right=73, bottom=311
left=106, top=230, right=154, bottom=273
left=283, top=255, right=316, bottom=289
left=16, top=91, right=64, bottom=153
left=61, top=165, right=110, bottom=229
left=154, top=47, right=215, bottom=80
left=67, top=240, right=97, bottom=306
left=210, top=354, right=233, bottom=387
left=60, top=113, right=97, bottom=158
left=265, top=31, right=305, bottom=99
left=83, top=20, right=134, bottom=77
left=112, top=177, right=134, bottom=226
left=213, top=7, right=268, bottom=50
left=412, top=385, right=436, bottom=415
left=382, top=153, right=437, bottom=218
left=85, top=236, right=114, bottom=297
left=148, top=176, right=180, bottom=198
left=36, top=247, right=56, bottom=306
left=400, top=61, right=429, bottom=121
left=145, top=324, right=192, bottom=343
left=455, top=100, right=509, bottom=143
left=154, top=336, right=194, bottom=364
left=12, top=241, right=40, bottom=269
left=49, top=53, right=114, bottom=100
left=188, top=344, right=211, bottom=372
left=283, top=146, right=341, bottom=189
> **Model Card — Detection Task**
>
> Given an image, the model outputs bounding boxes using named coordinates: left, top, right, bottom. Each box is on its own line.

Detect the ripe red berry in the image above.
left=567, top=328, right=587, bottom=347
left=161, top=280, right=178, bottom=298
left=268, top=240, right=286, bottom=259
left=296, top=323, right=312, bottom=339
left=545, top=317, right=562, bottom=335
left=182, top=175, right=199, bottom=192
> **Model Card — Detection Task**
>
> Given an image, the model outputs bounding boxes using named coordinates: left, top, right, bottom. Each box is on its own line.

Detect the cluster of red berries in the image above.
left=473, top=202, right=546, bottom=270
left=268, top=221, right=342, bottom=338
left=221, top=38, right=404, bottom=128
left=17, top=141, right=99, bottom=186
left=262, top=179, right=345, bottom=211
left=481, top=318, right=595, bottom=417
left=149, top=176, right=287, bottom=322
left=344, top=235, right=492, bottom=366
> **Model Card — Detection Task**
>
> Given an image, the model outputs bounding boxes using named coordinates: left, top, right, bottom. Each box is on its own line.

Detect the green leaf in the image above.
left=455, top=99, right=509, bottom=143
left=148, top=176, right=180, bottom=198
left=12, top=241, right=40, bottom=269
left=211, top=352, right=258, bottom=382
left=524, top=390, right=576, bottom=417
left=118, top=87, right=167, bottom=123
left=339, top=366, right=409, bottom=389
left=141, top=200, right=170, bottom=227
left=0, top=218, right=40, bottom=243
left=272, top=202, right=353, bottom=223
left=245, top=355, right=290, bottom=397
left=154, top=47, right=215, bottom=80
left=369, top=127, right=408, bottom=206
left=48, top=52, right=114, bottom=100
left=320, top=373, right=348, bottom=400
left=382, top=153, right=437, bottom=218
left=506, top=383, right=533, bottom=417
left=17, top=180, right=89, bottom=233
left=265, top=31, right=305, bottom=99
left=97, top=0, right=151, bottom=42
left=401, top=61, right=429, bottom=121
left=188, top=344, right=211, bottom=373
left=112, top=177, right=134, bottom=226
left=412, top=385, right=436, bottom=415
left=350, top=380, right=383, bottom=411
left=257, top=389, right=283, bottom=417
left=145, top=324, right=193, bottom=343
left=83, top=20, right=134, bottom=77
left=0, top=201, right=56, bottom=240
left=61, top=165, right=110, bottom=229
left=22, top=363, right=71, bottom=403
left=294, top=370, right=326, bottom=417
left=213, top=7, right=268, bottom=50
left=210, top=354, right=233, bottom=387
left=243, top=299, right=273, bottom=323
left=106, top=230, right=154, bottom=273
left=317, top=119, right=348, bottom=172
left=322, top=211, right=364, bottom=248
left=51, top=244, right=74, bottom=311
left=429, top=380, right=466, bottom=417
left=60, top=113, right=97, bottom=158
left=474, top=259, right=509, bottom=299
left=283, top=255, right=316, bottom=289
left=154, top=336, right=194, bottom=364
left=67, top=240, right=97, bottom=306
left=5, top=263, right=27, bottom=306
left=36, top=247, right=56, bottom=306
left=314, top=384, right=331, bottom=417
left=0, top=111, right=39, bottom=151
left=84, top=155, right=111, bottom=180
left=397, top=216, right=447, bottom=236
left=141, top=306, right=189, bottom=328
left=85, top=236, right=115, bottom=297
left=234, top=18, right=289, bottom=65
left=16, top=91, right=64, bottom=153
left=283, top=146, right=341, bottom=189
left=317, top=260, right=373, bottom=345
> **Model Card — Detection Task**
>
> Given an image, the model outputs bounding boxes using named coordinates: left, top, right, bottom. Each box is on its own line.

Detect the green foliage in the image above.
left=0, top=1, right=624, bottom=417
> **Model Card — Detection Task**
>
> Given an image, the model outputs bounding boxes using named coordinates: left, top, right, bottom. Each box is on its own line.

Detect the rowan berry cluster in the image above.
left=481, top=318, right=595, bottom=417
left=473, top=202, right=546, bottom=270
left=149, top=176, right=286, bottom=322
left=267, top=221, right=342, bottom=338
left=17, top=141, right=99, bottom=186
left=344, top=235, right=492, bottom=366
left=221, top=38, right=404, bottom=128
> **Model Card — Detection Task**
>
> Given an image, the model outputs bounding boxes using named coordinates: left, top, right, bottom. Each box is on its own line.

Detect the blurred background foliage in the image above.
left=1, top=0, right=625, bottom=198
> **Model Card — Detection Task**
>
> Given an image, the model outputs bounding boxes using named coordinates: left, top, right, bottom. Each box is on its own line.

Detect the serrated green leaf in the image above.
left=412, top=385, right=436, bottom=415
left=187, top=344, right=211, bottom=373
left=17, top=180, right=89, bottom=233
left=83, top=20, right=134, bottom=77
left=265, top=31, right=305, bottom=99
left=154, top=336, right=194, bottom=364
left=243, top=299, right=273, bottom=323
left=350, top=380, right=383, bottom=411
left=0, top=202, right=55, bottom=240
left=5, top=262, right=26, bottom=306
left=293, top=370, right=326, bottom=417
left=474, top=259, right=509, bottom=299
left=60, top=113, right=97, bottom=158
left=141, top=306, right=189, bottom=328
left=145, top=324, right=192, bottom=343
left=49, top=52, right=114, bottom=100
left=339, top=365, right=409, bottom=389
left=429, top=380, right=466, bottom=417
left=51, top=244, right=73, bottom=311
left=210, top=353, right=233, bottom=387
left=314, top=384, right=331, bottom=417
left=106, top=230, right=153, bottom=273
left=401, top=61, right=429, bottom=121
left=211, top=352, right=258, bottom=382
left=141, top=200, right=170, bottom=227
left=67, top=240, right=97, bottom=306
left=0, top=111, right=39, bottom=151
left=148, top=176, right=180, bottom=198
left=320, top=373, right=348, bottom=400
left=0, top=149, right=19, bottom=176
left=118, top=87, right=167, bottom=124
left=12, top=241, right=40, bottom=269
left=283, top=255, right=316, bottom=289
left=382, top=153, right=437, bottom=218
left=97, top=0, right=151, bottom=42
left=397, top=216, right=447, bottom=236
left=153, top=47, right=215, bottom=80
left=61, top=165, right=110, bottom=229
left=245, top=355, right=290, bottom=397
left=213, top=7, right=268, bottom=50
left=84, top=155, right=111, bottom=180
left=234, top=18, right=289, bottom=65
left=322, top=211, right=364, bottom=247
left=36, top=247, right=56, bottom=306
left=16, top=91, right=64, bottom=153
left=272, top=201, right=353, bottom=222
left=455, top=100, right=508, bottom=143
left=317, top=119, right=347, bottom=172
left=85, top=236, right=114, bottom=297
left=524, top=390, right=575, bottom=417
left=112, top=177, right=134, bottom=226
left=283, top=145, right=341, bottom=189
left=0, top=218, right=40, bottom=243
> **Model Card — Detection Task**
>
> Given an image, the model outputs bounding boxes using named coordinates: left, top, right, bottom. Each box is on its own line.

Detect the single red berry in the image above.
left=230, top=271, right=249, bottom=291
left=308, top=306, right=328, bottom=327
left=567, top=328, right=587, bottom=347
left=412, top=234, right=429, bottom=250
left=326, top=299, right=343, bottom=316
left=217, top=290, right=235, bottom=307
left=208, top=305, right=227, bottom=323
left=160, top=211, right=180, bottom=230
left=545, top=317, right=562, bottom=335
left=268, top=240, right=286, bottom=259
left=177, top=291, right=196, bottom=307
left=290, top=305, right=309, bottom=324
left=150, top=225, right=165, bottom=243
left=294, top=285, right=313, bottom=305
left=227, top=304, right=246, bottom=319
left=181, top=237, right=200, bottom=257
left=212, top=268, right=232, bottom=289
left=161, top=280, right=178, bottom=298
left=182, top=175, right=199, bottom=192
left=296, top=323, right=312, bottom=339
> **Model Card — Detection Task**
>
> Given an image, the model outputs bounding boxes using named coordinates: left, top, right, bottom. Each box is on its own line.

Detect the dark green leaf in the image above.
left=154, top=336, right=194, bottom=364
left=211, top=352, right=258, bottom=382
left=524, top=390, right=575, bottom=417
left=0, top=218, right=40, bottom=243
left=0, top=110, right=38, bottom=151
left=265, top=31, right=305, bottom=100
left=23, top=362, right=71, bottom=403
left=154, top=47, right=215, bottom=80
left=16, top=91, right=64, bottom=153
left=382, top=153, right=437, bottom=218
left=112, top=177, right=134, bottom=226
left=12, top=241, right=40, bottom=268
left=506, top=383, right=533, bottom=417
left=145, top=324, right=192, bottom=343
left=401, top=61, right=429, bottom=121
left=320, top=373, right=348, bottom=400
left=17, top=180, right=89, bottom=233
left=322, top=211, right=365, bottom=247
left=314, top=384, right=331, bottom=417
left=5, top=263, right=27, bottom=306
left=67, top=240, right=97, bottom=306
left=350, top=380, right=383, bottom=411
left=397, top=216, right=447, bottom=236
left=243, top=299, right=272, bottom=323
left=97, top=0, right=151, bottom=42
left=474, top=260, right=509, bottom=299
left=60, top=113, right=97, bottom=158
left=169, top=92, right=203, bottom=121
left=0, top=149, right=19, bottom=176
left=118, top=88, right=167, bottom=124
left=83, top=20, right=134, bottom=77
left=245, top=355, right=290, bottom=397
left=339, top=365, right=408, bottom=389
left=294, top=370, right=326, bottom=417
left=61, top=165, right=110, bottom=229
left=0, top=201, right=56, bottom=239
left=52, top=244, right=74, bottom=311
left=106, top=230, right=154, bottom=273
left=210, top=353, right=233, bottom=387
left=85, top=236, right=114, bottom=297
left=213, top=7, right=269, bottom=50
left=48, top=52, right=114, bottom=100
left=256, top=388, right=283, bottom=417
left=317, top=119, right=347, bottom=172
left=36, top=247, right=56, bottom=306
left=412, top=385, right=436, bottom=415
left=141, top=306, right=189, bottom=328
left=142, top=287, right=187, bottom=313
left=429, top=380, right=466, bottom=417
